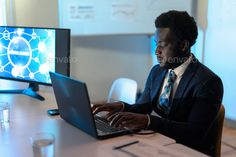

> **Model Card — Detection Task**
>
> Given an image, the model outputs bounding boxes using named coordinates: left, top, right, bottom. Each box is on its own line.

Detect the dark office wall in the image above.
left=70, top=35, right=152, bottom=102
left=7, top=0, right=210, bottom=103
left=8, top=0, right=152, bottom=102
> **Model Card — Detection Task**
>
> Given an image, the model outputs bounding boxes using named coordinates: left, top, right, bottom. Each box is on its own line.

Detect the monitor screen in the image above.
left=0, top=26, right=70, bottom=85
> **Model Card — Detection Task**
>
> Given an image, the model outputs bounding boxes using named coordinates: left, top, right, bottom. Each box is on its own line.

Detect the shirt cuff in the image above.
left=119, top=101, right=125, bottom=111
left=146, top=114, right=151, bottom=127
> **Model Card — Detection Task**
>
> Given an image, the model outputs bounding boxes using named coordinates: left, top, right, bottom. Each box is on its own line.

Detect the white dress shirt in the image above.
left=159, top=54, right=193, bottom=102
left=147, top=54, right=193, bottom=127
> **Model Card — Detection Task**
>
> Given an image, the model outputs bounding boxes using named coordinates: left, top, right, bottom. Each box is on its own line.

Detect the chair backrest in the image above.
left=202, top=104, right=225, bottom=157
left=107, top=78, right=138, bottom=104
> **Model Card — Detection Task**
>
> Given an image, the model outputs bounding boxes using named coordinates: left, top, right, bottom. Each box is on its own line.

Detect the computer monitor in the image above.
left=0, top=26, right=70, bottom=100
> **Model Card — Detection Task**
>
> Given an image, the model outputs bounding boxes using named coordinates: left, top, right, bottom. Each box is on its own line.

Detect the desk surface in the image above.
left=0, top=85, right=207, bottom=157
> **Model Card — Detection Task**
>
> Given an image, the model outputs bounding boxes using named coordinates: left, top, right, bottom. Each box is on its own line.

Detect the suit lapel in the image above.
left=170, top=59, right=200, bottom=113
left=152, top=68, right=167, bottom=101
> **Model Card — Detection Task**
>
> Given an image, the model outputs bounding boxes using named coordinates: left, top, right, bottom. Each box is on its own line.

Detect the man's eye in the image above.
left=158, top=41, right=167, bottom=48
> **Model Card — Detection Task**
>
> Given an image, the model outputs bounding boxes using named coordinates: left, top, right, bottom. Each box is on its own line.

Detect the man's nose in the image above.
left=155, top=47, right=161, bottom=55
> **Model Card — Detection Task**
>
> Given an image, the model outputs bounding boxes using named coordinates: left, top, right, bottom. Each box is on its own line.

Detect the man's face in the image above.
left=155, top=28, right=179, bottom=69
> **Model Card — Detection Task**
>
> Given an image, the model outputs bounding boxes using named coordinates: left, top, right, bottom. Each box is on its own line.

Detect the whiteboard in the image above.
left=58, top=0, right=193, bottom=36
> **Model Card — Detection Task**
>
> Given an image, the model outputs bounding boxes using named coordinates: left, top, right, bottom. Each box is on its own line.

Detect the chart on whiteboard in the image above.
left=59, top=0, right=193, bottom=35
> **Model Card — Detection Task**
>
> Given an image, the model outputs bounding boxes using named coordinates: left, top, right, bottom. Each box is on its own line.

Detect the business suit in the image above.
left=124, top=55, right=224, bottom=152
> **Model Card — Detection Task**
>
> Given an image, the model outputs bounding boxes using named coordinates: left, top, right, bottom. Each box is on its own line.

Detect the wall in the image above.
left=6, top=0, right=152, bottom=102
left=4, top=0, right=236, bottom=126
left=204, top=0, right=236, bottom=122
left=70, top=35, right=151, bottom=102
left=10, top=0, right=58, bottom=27
left=0, top=0, right=7, bottom=25
left=5, top=0, right=215, bottom=103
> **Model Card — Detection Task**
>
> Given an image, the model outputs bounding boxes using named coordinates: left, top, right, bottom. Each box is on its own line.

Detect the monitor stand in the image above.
left=0, top=83, right=45, bottom=101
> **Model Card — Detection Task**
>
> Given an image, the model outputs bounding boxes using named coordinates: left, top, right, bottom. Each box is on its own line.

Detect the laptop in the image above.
left=49, top=72, right=132, bottom=139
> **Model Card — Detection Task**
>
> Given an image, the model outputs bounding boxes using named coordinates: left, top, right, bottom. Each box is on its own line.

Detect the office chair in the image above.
left=202, top=104, right=225, bottom=157
left=107, top=78, right=138, bottom=104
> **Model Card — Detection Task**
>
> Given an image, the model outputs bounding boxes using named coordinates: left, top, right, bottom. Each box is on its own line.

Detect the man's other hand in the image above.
left=107, top=112, right=148, bottom=130
left=92, top=102, right=124, bottom=117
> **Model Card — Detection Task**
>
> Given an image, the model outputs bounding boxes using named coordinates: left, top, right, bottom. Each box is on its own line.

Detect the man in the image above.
left=92, top=10, right=223, bottom=155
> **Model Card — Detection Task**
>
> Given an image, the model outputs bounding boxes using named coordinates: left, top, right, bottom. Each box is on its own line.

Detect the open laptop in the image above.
left=49, top=72, right=132, bottom=139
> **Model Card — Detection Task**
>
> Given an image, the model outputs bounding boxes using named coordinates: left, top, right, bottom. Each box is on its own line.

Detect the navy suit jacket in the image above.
left=124, top=56, right=223, bottom=151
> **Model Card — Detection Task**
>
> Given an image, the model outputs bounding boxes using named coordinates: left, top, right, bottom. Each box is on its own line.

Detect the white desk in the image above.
left=166, top=144, right=209, bottom=157
left=0, top=85, right=206, bottom=157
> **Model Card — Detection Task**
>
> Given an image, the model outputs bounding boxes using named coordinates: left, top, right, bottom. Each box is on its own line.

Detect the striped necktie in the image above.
left=159, top=69, right=177, bottom=114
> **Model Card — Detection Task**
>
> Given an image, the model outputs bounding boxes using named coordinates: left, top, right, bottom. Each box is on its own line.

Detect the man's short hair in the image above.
left=155, top=10, right=198, bottom=47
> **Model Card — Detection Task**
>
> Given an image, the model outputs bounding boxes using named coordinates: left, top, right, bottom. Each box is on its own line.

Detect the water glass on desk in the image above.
left=31, top=132, right=55, bottom=157
left=0, top=102, right=10, bottom=124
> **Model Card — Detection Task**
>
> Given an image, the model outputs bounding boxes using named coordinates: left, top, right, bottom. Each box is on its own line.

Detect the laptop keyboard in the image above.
left=94, top=116, right=126, bottom=134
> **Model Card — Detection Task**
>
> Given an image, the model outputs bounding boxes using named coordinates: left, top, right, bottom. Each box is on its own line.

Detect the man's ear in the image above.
left=180, top=40, right=190, bottom=52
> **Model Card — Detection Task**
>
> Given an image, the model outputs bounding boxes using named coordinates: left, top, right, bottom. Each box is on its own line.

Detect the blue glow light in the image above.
left=0, top=27, right=55, bottom=84
left=205, top=0, right=236, bottom=120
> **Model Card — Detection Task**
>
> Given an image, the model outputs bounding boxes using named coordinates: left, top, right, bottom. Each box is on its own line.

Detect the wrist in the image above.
left=109, top=101, right=124, bottom=112
left=119, top=102, right=125, bottom=111
left=146, top=114, right=151, bottom=127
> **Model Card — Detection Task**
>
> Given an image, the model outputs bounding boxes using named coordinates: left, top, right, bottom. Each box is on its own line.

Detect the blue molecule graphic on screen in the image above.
left=0, top=27, right=55, bottom=84
left=8, top=37, right=32, bottom=69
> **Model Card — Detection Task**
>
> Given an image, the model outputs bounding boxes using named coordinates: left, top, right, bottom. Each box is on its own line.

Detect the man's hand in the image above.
left=107, top=112, right=148, bottom=130
left=92, top=102, right=124, bottom=117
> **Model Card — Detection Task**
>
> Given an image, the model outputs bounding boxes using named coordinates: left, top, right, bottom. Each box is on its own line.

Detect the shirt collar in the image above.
left=172, top=54, right=192, bottom=78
